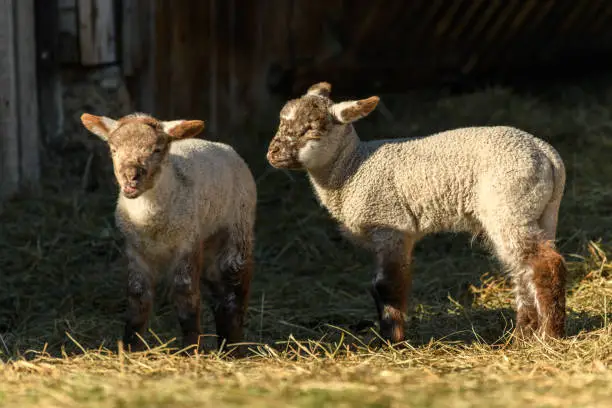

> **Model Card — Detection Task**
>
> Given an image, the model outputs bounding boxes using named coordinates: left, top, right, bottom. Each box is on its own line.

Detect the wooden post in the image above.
left=77, top=0, right=117, bottom=66
left=228, top=0, right=237, bottom=137
left=35, top=0, right=64, bottom=147
left=208, top=0, right=218, bottom=137
left=15, top=0, right=40, bottom=185
left=0, top=0, right=20, bottom=202
left=122, top=0, right=155, bottom=114
left=0, top=0, right=40, bottom=202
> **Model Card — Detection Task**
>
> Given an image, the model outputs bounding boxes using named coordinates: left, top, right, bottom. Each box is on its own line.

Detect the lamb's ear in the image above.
left=306, top=81, right=332, bottom=98
left=329, top=96, right=380, bottom=124
left=80, top=113, right=118, bottom=141
left=162, top=120, right=205, bottom=139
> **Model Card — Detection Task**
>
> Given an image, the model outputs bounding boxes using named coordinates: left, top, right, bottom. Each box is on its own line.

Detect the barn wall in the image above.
left=0, top=0, right=40, bottom=203
left=122, top=0, right=612, bottom=140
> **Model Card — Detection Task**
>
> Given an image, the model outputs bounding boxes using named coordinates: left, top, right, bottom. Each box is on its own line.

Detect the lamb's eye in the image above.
left=109, top=146, right=117, bottom=154
left=153, top=147, right=162, bottom=154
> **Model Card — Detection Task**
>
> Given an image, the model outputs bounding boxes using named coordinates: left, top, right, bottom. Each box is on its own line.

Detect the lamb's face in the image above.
left=267, top=95, right=334, bottom=170
left=81, top=113, right=205, bottom=199
left=107, top=118, right=169, bottom=198
left=267, top=82, right=380, bottom=170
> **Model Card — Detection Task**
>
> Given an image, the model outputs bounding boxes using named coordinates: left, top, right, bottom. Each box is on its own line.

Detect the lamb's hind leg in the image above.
left=527, top=240, right=567, bottom=338
left=370, top=234, right=414, bottom=344
left=204, top=229, right=253, bottom=356
left=514, top=274, right=539, bottom=338
left=488, top=225, right=567, bottom=339
left=173, top=244, right=204, bottom=351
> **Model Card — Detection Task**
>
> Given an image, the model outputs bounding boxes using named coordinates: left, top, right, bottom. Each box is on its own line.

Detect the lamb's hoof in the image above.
left=368, top=337, right=410, bottom=351
left=220, top=344, right=249, bottom=359
left=348, top=319, right=376, bottom=334
left=179, top=344, right=206, bottom=357
left=122, top=338, right=148, bottom=354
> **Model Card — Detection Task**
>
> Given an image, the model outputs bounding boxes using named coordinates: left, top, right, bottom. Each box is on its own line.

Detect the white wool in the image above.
left=116, top=138, right=257, bottom=276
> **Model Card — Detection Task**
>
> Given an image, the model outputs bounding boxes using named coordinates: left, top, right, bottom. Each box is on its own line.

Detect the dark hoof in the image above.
left=220, top=344, right=249, bottom=359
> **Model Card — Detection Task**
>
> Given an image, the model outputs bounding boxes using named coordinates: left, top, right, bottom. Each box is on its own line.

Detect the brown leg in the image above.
left=529, top=241, right=567, bottom=338
left=204, top=234, right=253, bottom=357
left=173, top=245, right=204, bottom=352
left=211, top=256, right=253, bottom=356
left=370, top=239, right=413, bottom=344
left=123, top=250, right=154, bottom=352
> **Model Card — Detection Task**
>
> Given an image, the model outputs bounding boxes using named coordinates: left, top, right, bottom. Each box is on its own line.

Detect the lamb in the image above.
left=266, top=82, right=567, bottom=343
left=81, top=112, right=257, bottom=354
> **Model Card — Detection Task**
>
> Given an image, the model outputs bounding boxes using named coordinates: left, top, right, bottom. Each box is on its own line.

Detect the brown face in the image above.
left=81, top=113, right=205, bottom=199
left=267, top=82, right=380, bottom=171
left=266, top=95, right=334, bottom=170
left=107, top=117, right=169, bottom=199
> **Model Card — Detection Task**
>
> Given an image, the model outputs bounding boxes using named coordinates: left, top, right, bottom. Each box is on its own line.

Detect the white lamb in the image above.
left=81, top=112, right=256, bottom=355
left=266, top=82, right=567, bottom=343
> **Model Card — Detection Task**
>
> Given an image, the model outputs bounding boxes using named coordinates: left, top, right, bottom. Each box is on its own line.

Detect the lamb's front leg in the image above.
left=173, top=248, right=204, bottom=351
left=124, top=248, right=154, bottom=352
left=370, top=237, right=414, bottom=344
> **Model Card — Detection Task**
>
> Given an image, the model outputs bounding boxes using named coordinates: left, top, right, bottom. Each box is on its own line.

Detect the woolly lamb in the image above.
left=81, top=112, right=256, bottom=354
left=266, top=82, right=567, bottom=343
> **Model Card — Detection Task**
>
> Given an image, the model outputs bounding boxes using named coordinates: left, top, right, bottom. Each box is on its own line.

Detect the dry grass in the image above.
left=1, top=332, right=612, bottom=408
left=1, top=71, right=612, bottom=407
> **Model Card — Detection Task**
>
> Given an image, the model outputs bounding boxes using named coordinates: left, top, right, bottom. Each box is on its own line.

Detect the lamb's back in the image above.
left=169, top=139, right=256, bottom=229
left=345, top=126, right=556, bottom=234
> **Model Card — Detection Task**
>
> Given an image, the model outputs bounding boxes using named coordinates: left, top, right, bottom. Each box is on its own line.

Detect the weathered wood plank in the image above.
left=77, top=0, right=116, bottom=65
left=122, top=0, right=155, bottom=114
left=0, top=0, right=41, bottom=203
left=0, top=0, right=20, bottom=202
left=16, top=0, right=40, bottom=186
left=208, top=0, right=218, bottom=136
left=58, top=5, right=79, bottom=63
left=59, top=0, right=75, bottom=9
left=121, top=0, right=138, bottom=77
left=35, top=0, right=64, bottom=146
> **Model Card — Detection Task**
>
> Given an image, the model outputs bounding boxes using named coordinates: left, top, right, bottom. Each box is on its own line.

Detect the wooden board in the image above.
left=0, top=0, right=40, bottom=202
left=35, top=0, right=64, bottom=146
left=78, top=0, right=116, bottom=65
left=0, top=0, right=20, bottom=202
left=58, top=0, right=79, bottom=64
left=121, top=0, right=155, bottom=113
left=16, top=0, right=40, bottom=185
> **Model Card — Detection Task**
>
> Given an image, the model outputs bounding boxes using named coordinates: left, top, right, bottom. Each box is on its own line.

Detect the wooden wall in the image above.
left=0, top=0, right=40, bottom=203
left=121, top=0, right=612, bottom=139
left=58, top=0, right=117, bottom=65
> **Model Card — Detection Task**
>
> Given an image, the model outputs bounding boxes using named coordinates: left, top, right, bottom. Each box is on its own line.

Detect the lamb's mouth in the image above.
left=121, top=185, right=142, bottom=199
left=267, top=156, right=302, bottom=170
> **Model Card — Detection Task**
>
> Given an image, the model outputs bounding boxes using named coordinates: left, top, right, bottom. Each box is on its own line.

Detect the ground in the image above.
left=1, top=68, right=612, bottom=407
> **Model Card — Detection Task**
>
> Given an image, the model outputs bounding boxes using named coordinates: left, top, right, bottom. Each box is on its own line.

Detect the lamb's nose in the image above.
left=127, top=167, right=145, bottom=182
left=268, top=143, right=280, bottom=155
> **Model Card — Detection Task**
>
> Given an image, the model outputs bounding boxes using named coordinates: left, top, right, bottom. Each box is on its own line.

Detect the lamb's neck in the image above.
left=306, top=126, right=363, bottom=214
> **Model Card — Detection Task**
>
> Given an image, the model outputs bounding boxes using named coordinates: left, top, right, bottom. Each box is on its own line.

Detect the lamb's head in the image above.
left=80, top=112, right=204, bottom=199
left=267, top=82, right=379, bottom=170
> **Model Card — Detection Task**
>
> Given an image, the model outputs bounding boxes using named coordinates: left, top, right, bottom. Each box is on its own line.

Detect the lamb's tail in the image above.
left=536, top=140, right=566, bottom=240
